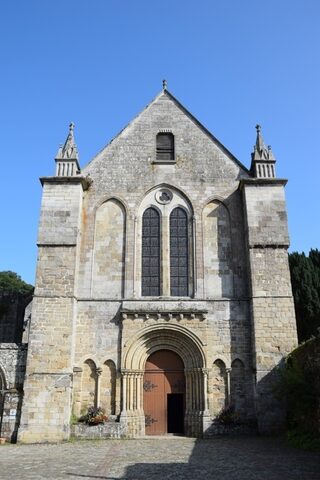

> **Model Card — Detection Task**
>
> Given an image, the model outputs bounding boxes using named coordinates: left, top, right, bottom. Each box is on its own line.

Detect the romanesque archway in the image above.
left=120, top=323, right=209, bottom=437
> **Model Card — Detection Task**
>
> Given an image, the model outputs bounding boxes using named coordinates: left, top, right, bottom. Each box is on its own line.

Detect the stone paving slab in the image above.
left=0, top=437, right=319, bottom=480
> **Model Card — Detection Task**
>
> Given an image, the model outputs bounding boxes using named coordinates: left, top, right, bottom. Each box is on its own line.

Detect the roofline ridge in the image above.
left=83, top=89, right=250, bottom=175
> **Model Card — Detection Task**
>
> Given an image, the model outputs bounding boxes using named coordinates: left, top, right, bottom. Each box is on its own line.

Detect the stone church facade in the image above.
left=2, top=86, right=298, bottom=442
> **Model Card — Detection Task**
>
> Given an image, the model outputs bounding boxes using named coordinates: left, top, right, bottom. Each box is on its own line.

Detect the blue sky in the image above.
left=1, top=0, right=319, bottom=285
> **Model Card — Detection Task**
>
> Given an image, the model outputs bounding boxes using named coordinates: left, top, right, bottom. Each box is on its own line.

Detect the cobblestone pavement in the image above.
left=0, top=437, right=319, bottom=480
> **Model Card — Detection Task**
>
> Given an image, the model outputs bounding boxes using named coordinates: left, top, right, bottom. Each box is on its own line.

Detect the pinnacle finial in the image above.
left=162, top=79, right=167, bottom=90
left=255, top=123, right=265, bottom=152
left=251, top=123, right=276, bottom=168
left=55, top=122, right=79, bottom=161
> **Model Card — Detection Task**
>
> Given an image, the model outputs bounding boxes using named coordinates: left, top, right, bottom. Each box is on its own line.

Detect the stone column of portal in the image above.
left=132, top=372, right=145, bottom=437
left=226, top=367, right=232, bottom=405
left=136, top=372, right=142, bottom=413
left=120, top=371, right=145, bottom=437
left=184, top=371, right=192, bottom=435
left=121, top=373, right=127, bottom=414
left=95, top=368, right=102, bottom=408
left=203, top=369, right=208, bottom=412
left=129, top=373, right=134, bottom=412
left=201, top=368, right=211, bottom=435
left=190, top=369, right=197, bottom=436
left=196, top=368, right=203, bottom=437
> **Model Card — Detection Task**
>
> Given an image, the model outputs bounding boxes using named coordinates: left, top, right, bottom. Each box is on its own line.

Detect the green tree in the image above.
left=289, top=249, right=320, bottom=342
left=0, top=271, right=34, bottom=295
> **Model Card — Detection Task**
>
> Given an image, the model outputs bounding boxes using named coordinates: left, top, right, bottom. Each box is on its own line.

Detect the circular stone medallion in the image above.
left=155, top=189, right=173, bottom=205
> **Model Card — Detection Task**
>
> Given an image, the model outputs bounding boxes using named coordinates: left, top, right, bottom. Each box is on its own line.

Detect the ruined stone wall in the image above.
left=0, top=344, right=27, bottom=441
left=0, top=293, right=31, bottom=343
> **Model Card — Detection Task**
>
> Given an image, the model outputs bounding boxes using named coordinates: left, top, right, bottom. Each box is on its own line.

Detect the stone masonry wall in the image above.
left=77, top=92, right=249, bottom=300
left=18, top=179, right=84, bottom=443
left=242, top=181, right=298, bottom=433
left=18, top=90, right=297, bottom=441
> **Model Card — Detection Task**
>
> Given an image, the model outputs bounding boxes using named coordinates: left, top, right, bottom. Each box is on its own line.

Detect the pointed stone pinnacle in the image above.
left=163, top=79, right=167, bottom=90
left=56, top=122, right=79, bottom=160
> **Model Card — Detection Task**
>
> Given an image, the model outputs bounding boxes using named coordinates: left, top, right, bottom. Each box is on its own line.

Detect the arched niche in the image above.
left=81, top=359, right=97, bottom=412
left=92, top=199, right=126, bottom=298
left=100, top=360, right=117, bottom=415
left=212, top=359, right=227, bottom=413
left=203, top=200, right=233, bottom=298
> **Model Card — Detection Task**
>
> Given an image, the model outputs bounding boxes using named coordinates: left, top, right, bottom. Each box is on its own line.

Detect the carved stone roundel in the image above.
left=155, top=189, right=173, bottom=205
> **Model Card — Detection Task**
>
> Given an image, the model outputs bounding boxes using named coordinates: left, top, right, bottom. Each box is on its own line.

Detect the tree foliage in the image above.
left=276, top=337, right=320, bottom=450
left=289, top=249, right=320, bottom=342
left=0, top=271, right=34, bottom=296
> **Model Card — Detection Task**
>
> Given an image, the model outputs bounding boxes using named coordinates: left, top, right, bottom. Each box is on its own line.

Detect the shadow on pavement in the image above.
left=65, top=436, right=320, bottom=480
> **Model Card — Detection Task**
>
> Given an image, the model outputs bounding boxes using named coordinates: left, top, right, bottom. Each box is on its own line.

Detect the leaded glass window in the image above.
left=142, top=207, right=161, bottom=296
left=170, top=207, right=189, bottom=296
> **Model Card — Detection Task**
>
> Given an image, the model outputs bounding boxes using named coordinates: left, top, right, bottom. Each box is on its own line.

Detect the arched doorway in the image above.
left=120, top=322, right=209, bottom=437
left=143, top=350, right=185, bottom=435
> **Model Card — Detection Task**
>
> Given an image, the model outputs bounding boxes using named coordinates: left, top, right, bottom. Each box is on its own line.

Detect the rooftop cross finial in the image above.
left=162, top=79, right=167, bottom=90
left=69, top=122, right=75, bottom=134
left=256, top=124, right=261, bottom=134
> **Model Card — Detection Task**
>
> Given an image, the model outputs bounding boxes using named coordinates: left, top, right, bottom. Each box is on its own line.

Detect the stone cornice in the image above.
left=39, top=176, right=90, bottom=190
left=239, top=178, right=287, bottom=189
left=121, top=311, right=208, bottom=322
left=248, top=244, right=290, bottom=249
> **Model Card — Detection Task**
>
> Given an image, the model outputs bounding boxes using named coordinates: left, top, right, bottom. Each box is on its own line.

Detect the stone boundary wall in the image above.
left=71, top=421, right=126, bottom=439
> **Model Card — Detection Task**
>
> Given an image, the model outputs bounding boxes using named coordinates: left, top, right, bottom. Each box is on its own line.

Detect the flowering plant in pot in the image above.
left=79, top=406, right=108, bottom=425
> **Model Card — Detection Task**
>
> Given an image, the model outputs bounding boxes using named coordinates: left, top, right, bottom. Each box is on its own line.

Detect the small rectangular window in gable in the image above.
left=156, top=133, right=175, bottom=162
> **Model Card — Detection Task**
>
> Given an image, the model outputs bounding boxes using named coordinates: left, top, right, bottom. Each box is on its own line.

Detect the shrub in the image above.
left=276, top=337, right=320, bottom=451
left=214, top=405, right=240, bottom=425
left=78, top=406, right=108, bottom=425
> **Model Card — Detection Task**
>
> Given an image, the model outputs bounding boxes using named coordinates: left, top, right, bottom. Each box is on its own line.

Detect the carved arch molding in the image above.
left=120, top=317, right=210, bottom=437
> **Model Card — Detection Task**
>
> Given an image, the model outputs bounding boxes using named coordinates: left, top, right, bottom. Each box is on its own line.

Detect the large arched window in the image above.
left=142, top=207, right=161, bottom=296
left=170, top=208, right=188, bottom=296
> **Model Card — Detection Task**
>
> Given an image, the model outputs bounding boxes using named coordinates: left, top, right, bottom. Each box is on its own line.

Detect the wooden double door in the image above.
left=143, top=350, right=185, bottom=435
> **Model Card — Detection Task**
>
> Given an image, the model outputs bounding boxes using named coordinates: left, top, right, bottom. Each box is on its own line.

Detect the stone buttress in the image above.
left=241, top=126, right=298, bottom=433
left=18, top=125, right=88, bottom=442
